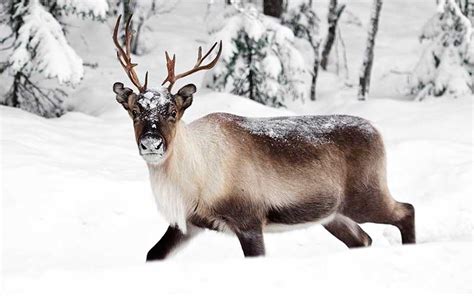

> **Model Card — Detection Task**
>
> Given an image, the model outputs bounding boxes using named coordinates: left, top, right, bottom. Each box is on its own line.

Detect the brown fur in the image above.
left=112, top=83, right=416, bottom=260
left=182, top=113, right=415, bottom=252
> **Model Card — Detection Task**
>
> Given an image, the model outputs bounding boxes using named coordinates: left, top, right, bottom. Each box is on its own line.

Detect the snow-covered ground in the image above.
left=1, top=0, right=472, bottom=294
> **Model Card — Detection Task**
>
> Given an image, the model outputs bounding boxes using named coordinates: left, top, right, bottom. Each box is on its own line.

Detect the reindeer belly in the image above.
left=267, top=196, right=338, bottom=223
left=264, top=216, right=336, bottom=233
left=262, top=191, right=340, bottom=232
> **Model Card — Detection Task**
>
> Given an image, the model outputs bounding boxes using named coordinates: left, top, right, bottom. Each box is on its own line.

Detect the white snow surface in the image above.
left=1, top=0, right=472, bottom=294
left=2, top=90, right=472, bottom=295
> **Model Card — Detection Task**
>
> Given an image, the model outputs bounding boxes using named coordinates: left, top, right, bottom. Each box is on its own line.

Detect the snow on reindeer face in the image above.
left=113, top=82, right=196, bottom=164
left=133, top=88, right=178, bottom=164
left=112, top=83, right=178, bottom=164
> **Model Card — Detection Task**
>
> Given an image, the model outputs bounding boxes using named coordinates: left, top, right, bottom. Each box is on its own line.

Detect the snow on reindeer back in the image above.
left=237, top=115, right=376, bottom=144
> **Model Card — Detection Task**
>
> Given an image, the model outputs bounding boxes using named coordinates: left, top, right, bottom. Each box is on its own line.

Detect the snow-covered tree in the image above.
left=282, top=0, right=321, bottom=101
left=107, top=0, right=178, bottom=55
left=46, top=0, right=108, bottom=18
left=0, top=0, right=108, bottom=117
left=206, top=4, right=306, bottom=107
left=410, top=0, right=473, bottom=100
left=454, top=0, right=472, bottom=20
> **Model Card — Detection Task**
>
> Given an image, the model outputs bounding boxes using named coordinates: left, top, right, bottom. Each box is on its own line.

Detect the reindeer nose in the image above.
left=139, top=136, right=163, bottom=154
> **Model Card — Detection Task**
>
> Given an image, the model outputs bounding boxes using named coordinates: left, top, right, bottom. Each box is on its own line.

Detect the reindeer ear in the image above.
left=175, top=84, right=196, bottom=113
left=113, top=82, right=136, bottom=110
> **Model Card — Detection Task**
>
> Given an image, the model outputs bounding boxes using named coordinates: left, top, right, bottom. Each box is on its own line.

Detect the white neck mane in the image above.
left=146, top=121, right=205, bottom=233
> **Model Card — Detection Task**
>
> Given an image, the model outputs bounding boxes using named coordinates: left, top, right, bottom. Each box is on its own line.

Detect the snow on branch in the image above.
left=56, top=0, right=108, bottom=18
left=205, top=4, right=307, bottom=107
left=9, top=0, right=84, bottom=85
left=410, top=0, right=473, bottom=99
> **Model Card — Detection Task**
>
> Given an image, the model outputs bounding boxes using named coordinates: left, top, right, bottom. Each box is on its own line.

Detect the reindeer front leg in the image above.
left=217, top=199, right=266, bottom=258
left=146, top=225, right=198, bottom=261
left=235, top=225, right=266, bottom=257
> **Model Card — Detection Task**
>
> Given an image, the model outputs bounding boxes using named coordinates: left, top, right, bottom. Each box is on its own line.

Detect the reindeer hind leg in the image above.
left=324, top=214, right=372, bottom=248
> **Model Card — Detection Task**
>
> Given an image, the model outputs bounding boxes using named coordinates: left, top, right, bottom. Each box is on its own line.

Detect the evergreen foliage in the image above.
left=410, top=0, right=473, bottom=99
left=281, top=0, right=321, bottom=100
left=206, top=4, right=306, bottom=108
left=0, top=0, right=108, bottom=117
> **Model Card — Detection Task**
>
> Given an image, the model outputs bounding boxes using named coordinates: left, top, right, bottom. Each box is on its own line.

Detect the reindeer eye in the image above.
left=170, top=111, right=177, bottom=119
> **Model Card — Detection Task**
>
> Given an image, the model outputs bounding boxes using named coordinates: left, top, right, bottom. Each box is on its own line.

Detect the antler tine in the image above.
left=143, top=71, right=148, bottom=91
left=195, top=46, right=203, bottom=66
left=113, top=16, right=127, bottom=64
left=162, top=40, right=222, bottom=92
left=197, top=42, right=218, bottom=66
left=177, top=41, right=222, bottom=78
left=162, top=51, right=177, bottom=89
left=112, top=15, right=148, bottom=93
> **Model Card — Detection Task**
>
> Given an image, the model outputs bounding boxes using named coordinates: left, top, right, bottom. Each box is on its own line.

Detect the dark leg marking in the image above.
left=146, top=225, right=188, bottom=261
left=395, top=202, right=416, bottom=244
left=235, top=225, right=266, bottom=257
left=324, top=214, right=372, bottom=248
left=344, top=198, right=416, bottom=245
left=212, top=196, right=267, bottom=257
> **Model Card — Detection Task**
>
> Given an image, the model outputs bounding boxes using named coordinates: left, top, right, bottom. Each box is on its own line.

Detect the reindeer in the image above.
left=112, top=16, right=415, bottom=261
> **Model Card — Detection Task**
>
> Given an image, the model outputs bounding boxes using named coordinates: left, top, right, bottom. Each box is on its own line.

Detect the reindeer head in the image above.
left=112, top=15, right=221, bottom=164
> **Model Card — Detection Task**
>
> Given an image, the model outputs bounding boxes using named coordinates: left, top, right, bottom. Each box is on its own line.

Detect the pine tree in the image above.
left=454, top=0, right=472, bottom=21
left=206, top=4, right=306, bottom=107
left=410, top=0, right=473, bottom=100
left=0, top=0, right=108, bottom=117
left=358, top=0, right=383, bottom=101
left=281, top=0, right=321, bottom=101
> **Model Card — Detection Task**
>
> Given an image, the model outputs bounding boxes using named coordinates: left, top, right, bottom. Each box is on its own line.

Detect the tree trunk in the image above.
left=263, top=0, right=283, bottom=18
left=5, top=2, right=22, bottom=108
left=310, top=56, right=319, bottom=101
left=320, top=0, right=346, bottom=70
left=467, top=0, right=474, bottom=21
left=122, top=0, right=134, bottom=31
left=309, top=40, right=320, bottom=101
left=246, top=35, right=254, bottom=101
left=131, top=16, right=144, bottom=54
left=122, top=0, right=138, bottom=54
left=358, top=0, right=383, bottom=101
left=5, top=71, right=21, bottom=107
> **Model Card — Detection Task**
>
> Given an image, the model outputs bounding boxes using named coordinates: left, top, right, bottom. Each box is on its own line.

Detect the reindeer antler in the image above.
left=162, top=41, right=222, bottom=92
left=113, top=15, right=148, bottom=93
